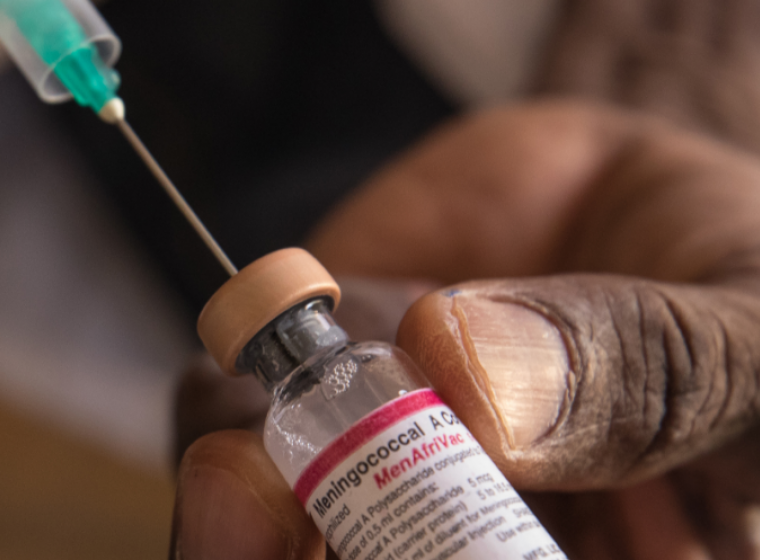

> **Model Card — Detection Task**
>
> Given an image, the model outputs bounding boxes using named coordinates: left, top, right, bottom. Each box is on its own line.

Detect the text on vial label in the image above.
left=294, top=389, right=567, bottom=560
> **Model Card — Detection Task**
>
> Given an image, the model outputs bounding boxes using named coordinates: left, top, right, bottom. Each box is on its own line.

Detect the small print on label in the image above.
left=294, top=389, right=567, bottom=560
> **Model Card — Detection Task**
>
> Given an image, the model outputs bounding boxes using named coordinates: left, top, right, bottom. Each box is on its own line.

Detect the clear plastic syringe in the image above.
left=0, top=0, right=238, bottom=276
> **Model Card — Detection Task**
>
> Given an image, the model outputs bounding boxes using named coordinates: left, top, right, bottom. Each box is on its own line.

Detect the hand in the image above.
left=170, top=100, right=760, bottom=559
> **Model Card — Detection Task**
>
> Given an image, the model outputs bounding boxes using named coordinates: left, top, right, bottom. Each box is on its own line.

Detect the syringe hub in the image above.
left=0, top=0, right=121, bottom=112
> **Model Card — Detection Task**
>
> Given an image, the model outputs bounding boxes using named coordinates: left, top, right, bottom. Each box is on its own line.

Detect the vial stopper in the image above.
left=198, top=248, right=341, bottom=375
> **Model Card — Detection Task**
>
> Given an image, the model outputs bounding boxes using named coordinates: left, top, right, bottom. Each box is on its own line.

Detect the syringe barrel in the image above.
left=0, top=0, right=120, bottom=104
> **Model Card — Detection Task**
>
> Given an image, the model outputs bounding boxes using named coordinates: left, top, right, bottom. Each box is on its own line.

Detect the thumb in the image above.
left=396, top=276, right=760, bottom=491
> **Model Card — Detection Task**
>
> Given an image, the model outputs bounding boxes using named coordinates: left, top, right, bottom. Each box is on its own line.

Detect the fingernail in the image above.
left=453, top=295, right=570, bottom=447
left=175, top=466, right=288, bottom=560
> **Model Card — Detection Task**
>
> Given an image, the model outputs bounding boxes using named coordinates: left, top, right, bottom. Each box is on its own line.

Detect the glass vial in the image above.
left=198, top=248, right=566, bottom=560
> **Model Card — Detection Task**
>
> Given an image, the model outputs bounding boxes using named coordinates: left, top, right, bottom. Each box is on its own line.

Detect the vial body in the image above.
left=265, top=340, right=426, bottom=485
left=236, top=298, right=567, bottom=560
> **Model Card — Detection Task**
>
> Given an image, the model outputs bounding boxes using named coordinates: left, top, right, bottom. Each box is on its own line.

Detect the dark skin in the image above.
left=171, top=101, right=760, bottom=560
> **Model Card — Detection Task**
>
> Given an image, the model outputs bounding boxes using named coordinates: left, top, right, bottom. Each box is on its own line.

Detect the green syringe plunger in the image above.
left=0, top=0, right=122, bottom=115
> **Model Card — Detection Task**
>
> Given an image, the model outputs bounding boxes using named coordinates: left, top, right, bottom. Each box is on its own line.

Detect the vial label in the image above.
left=294, top=389, right=566, bottom=560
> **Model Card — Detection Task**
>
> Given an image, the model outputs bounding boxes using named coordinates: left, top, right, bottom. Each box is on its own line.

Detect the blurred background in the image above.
left=3, top=0, right=759, bottom=557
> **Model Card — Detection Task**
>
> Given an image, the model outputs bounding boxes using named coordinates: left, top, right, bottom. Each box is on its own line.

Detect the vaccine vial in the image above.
left=198, top=248, right=566, bottom=560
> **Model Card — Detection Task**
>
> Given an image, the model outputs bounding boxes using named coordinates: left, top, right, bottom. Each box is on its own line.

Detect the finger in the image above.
left=307, top=99, right=760, bottom=286
left=306, top=101, right=634, bottom=281
left=396, top=276, right=760, bottom=491
left=173, top=354, right=269, bottom=469
left=170, top=430, right=325, bottom=560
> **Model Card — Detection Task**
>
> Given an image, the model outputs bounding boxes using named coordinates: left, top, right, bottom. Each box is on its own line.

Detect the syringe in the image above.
left=0, top=0, right=238, bottom=276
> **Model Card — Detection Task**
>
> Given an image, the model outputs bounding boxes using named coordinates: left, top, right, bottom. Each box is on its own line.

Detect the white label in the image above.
left=294, top=389, right=566, bottom=560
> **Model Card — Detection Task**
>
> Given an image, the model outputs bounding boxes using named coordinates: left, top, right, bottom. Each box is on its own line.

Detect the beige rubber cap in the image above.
left=198, top=248, right=341, bottom=375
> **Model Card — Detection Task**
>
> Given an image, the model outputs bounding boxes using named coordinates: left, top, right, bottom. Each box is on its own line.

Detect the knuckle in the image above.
left=614, top=285, right=760, bottom=475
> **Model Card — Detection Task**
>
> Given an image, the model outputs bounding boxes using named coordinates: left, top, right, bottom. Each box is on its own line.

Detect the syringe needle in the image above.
left=115, top=118, right=238, bottom=277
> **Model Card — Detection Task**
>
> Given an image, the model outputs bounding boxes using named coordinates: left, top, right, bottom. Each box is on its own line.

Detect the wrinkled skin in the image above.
left=171, top=101, right=760, bottom=560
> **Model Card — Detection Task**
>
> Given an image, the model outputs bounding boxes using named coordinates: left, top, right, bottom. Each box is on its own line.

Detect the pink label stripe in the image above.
left=294, top=388, right=442, bottom=504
